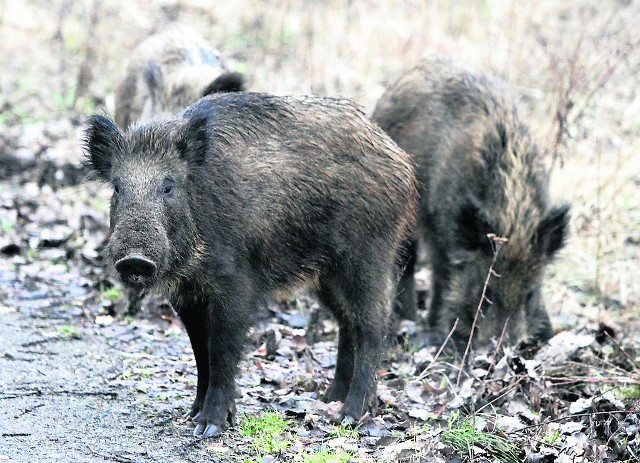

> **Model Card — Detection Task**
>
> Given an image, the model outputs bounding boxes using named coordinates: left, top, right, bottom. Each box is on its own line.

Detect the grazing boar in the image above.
left=114, top=28, right=245, bottom=129
left=372, top=58, right=570, bottom=348
left=84, top=92, right=417, bottom=436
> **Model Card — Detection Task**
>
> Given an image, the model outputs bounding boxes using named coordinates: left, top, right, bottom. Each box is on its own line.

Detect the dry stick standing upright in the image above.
left=84, top=92, right=418, bottom=437
left=456, top=233, right=508, bottom=387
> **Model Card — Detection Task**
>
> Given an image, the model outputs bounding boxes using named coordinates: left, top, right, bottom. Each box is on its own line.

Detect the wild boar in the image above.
left=84, top=92, right=417, bottom=436
left=373, top=58, right=569, bottom=348
left=114, top=28, right=245, bottom=129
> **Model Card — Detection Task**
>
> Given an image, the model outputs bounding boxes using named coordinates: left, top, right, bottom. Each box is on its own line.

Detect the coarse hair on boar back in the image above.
left=83, top=92, right=418, bottom=437
left=372, top=57, right=570, bottom=349
left=114, top=27, right=246, bottom=130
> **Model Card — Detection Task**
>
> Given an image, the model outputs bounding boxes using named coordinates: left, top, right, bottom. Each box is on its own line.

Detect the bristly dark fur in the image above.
left=83, top=114, right=126, bottom=180
left=83, top=91, right=418, bottom=438
left=373, top=57, right=570, bottom=347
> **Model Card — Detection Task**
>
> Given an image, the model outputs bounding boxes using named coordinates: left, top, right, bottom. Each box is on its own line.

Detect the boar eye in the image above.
left=161, top=178, right=174, bottom=195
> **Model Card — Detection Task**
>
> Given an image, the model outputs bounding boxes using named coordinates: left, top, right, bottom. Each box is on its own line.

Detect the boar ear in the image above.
left=534, top=204, right=570, bottom=257
left=176, top=112, right=209, bottom=168
left=201, top=72, right=246, bottom=96
left=455, top=196, right=495, bottom=256
left=83, top=115, right=124, bottom=180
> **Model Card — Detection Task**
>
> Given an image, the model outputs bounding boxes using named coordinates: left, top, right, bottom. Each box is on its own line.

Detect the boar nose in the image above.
left=115, top=255, right=157, bottom=278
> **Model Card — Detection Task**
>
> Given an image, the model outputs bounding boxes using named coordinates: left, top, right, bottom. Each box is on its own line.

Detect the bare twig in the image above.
left=87, top=445, right=139, bottom=463
left=456, top=234, right=508, bottom=387
left=14, top=403, right=45, bottom=418
left=417, top=318, right=459, bottom=380
left=534, top=375, right=640, bottom=386
left=20, top=335, right=71, bottom=347
left=0, top=389, right=118, bottom=400
left=509, top=410, right=639, bottom=436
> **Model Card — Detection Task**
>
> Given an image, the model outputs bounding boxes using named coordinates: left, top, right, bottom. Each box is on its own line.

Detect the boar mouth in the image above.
left=115, top=254, right=158, bottom=289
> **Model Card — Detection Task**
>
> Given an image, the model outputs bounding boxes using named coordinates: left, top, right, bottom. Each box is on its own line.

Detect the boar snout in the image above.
left=115, top=254, right=157, bottom=286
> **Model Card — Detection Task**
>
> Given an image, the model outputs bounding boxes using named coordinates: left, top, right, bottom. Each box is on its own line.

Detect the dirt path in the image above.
left=0, top=262, right=211, bottom=463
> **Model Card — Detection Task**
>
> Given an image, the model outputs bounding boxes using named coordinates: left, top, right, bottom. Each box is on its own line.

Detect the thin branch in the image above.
left=456, top=234, right=508, bottom=387
left=417, top=318, right=459, bottom=380
left=0, top=389, right=118, bottom=400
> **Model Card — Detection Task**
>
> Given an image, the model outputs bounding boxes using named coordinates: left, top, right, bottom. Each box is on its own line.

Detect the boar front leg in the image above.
left=174, top=280, right=253, bottom=437
left=197, top=287, right=253, bottom=437
left=174, top=293, right=210, bottom=423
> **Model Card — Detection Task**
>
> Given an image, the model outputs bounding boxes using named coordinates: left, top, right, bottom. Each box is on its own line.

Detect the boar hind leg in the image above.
left=427, top=248, right=449, bottom=329
left=319, top=266, right=392, bottom=422
left=394, top=238, right=418, bottom=321
left=317, top=283, right=355, bottom=403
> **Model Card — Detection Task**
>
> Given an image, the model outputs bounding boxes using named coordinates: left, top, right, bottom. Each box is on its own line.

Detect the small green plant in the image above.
left=91, top=198, right=110, bottom=212
left=441, top=411, right=520, bottom=463
left=138, top=367, right=153, bottom=378
left=104, top=286, right=120, bottom=302
left=25, top=247, right=36, bottom=260
left=239, top=410, right=291, bottom=455
left=77, top=96, right=95, bottom=115
left=1, top=218, right=12, bottom=232
left=58, top=325, right=78, bottom=337
left=119, top=367, right=155, bottom=380
left=615, top=384, right=640, bottom=401
left=328, top=423, right=359, bottom=440
left=298, top=446, right=352, bottom=463
left=542, top=430, right=561, bottom=444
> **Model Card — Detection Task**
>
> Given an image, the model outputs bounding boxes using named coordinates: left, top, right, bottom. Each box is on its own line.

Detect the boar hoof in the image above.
left=334, top=413, right=357, bottom=427
left=191, top=396, right=236, bottom=437
left=182, top=399, right=203, bottom=421
left=193, top=421, right=224, bottom=438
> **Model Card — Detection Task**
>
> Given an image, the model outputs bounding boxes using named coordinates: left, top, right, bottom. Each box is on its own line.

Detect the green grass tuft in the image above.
left=441, top=411, right=520, bottom=463
left=239, top=410, right=291, bottom=455
left=297, top=446, right=352, bottom=463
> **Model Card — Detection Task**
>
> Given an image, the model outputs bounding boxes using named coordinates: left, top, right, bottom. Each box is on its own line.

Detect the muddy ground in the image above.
left=1, top=1, right=640, bottom=462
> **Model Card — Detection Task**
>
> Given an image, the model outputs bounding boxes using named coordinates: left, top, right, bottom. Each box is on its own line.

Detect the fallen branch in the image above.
left=87, top=445, right=140, bottom=463
left=14, top=403, right=45, bottom=418
left=1, top=389, right=118, bottom=400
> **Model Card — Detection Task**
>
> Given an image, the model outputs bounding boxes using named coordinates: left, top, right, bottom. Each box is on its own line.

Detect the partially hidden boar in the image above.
left=84, top=92, right=417, bottom=437
left=372, top=58, right=570, bottom=348
left=114, top=28, right=245, bottom=129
